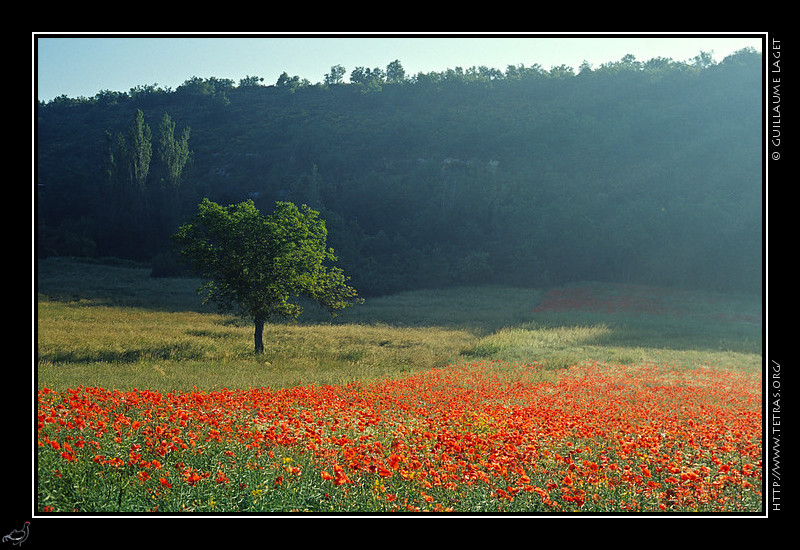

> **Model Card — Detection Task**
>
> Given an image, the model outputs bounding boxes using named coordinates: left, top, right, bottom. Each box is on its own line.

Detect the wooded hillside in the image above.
left=36, top=49, right=763, bottom=296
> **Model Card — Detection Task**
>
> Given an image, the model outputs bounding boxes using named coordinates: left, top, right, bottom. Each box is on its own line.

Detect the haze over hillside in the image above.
left=36, top=48, right=763, bottom=296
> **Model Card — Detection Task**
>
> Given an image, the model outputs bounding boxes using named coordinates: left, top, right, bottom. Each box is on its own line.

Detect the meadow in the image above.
left=36, top=257, right=763, bottom=514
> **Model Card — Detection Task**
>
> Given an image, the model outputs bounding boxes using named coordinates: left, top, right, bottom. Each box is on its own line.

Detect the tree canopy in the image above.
left=172, top=199, right=362, bottom=352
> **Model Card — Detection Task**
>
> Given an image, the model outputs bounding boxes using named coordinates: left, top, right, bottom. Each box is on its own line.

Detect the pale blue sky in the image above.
left=34, top=33, right=765, bottom=102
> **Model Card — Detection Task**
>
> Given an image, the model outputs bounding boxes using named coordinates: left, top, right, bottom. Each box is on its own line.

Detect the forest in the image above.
left=36, top=48, right=763, bottom=297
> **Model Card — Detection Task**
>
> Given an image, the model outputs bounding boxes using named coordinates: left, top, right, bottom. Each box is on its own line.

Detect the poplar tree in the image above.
left=125, top=108, right=152, bottom=192
left=101, top=109, right=153, bottom=257
left=157, top=112, right=191, bottom=190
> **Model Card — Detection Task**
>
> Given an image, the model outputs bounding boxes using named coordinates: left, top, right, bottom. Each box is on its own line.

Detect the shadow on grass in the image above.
left=39, top=342, right=206, bottom=365
left=461, top=310, right=762, bottom=370
left=541, top=312, right=762, bottom=354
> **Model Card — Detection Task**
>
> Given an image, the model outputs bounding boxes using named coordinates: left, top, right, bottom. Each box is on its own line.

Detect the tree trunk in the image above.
left=254, top=318, right=265, bottom=354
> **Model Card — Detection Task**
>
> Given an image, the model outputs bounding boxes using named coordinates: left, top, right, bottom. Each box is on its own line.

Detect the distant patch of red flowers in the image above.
left=532, top=283, right=762, bottom=324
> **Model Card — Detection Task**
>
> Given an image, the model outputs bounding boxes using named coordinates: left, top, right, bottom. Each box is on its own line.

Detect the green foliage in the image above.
left=172, top=199, right=362, bottom=352
left=94, top=108, right=193, bottom=259
left=123, top=108, right=152, bottom=190
left=324, top=64, right=346, bottom=86
left=37, top=48, right=763, bottom=295
left=156, top=112, right=191, bottom=188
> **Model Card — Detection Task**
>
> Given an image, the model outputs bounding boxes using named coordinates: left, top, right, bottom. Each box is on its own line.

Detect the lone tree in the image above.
left=173, top=199, right=362, bottom=353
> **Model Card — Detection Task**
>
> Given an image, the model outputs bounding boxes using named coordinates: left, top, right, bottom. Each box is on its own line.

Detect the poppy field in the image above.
left=38, top=359, right=762, bottom=513
left=36, top=262, right=763, bottom=514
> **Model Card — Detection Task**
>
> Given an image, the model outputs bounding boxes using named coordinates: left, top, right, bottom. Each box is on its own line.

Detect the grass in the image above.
left=36, top=298, right=479, bottom=391
left=464, top=313, right=761, bottom=372
left=36, top=257, right=762, bottom=392
left=36, top=258, right=534, bottom=392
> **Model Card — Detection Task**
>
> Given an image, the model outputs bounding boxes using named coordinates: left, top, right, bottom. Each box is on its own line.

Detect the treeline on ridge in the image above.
left=36, top=49, right=763, bottom=296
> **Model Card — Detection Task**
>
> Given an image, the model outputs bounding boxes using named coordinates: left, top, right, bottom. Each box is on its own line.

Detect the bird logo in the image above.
left=2, top=522, right=29, bottom=546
